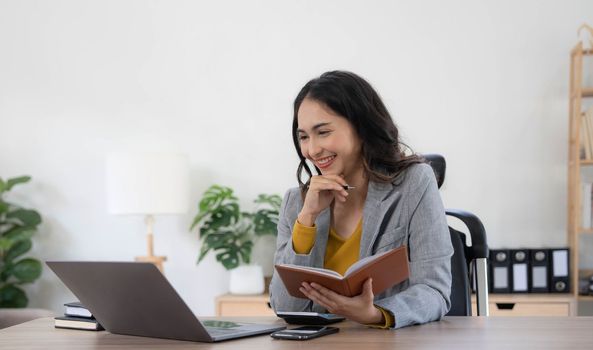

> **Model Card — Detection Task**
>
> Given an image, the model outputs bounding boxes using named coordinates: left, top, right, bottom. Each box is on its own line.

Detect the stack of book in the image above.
left=54, top=301, right=103, bottom=331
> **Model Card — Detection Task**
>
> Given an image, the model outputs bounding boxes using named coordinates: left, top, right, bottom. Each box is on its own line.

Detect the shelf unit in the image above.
left=568, top=42, right=593, bottom=303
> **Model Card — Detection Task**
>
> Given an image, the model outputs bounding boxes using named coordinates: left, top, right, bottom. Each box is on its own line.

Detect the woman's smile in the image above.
left=314, top=155, right=336, bottom=169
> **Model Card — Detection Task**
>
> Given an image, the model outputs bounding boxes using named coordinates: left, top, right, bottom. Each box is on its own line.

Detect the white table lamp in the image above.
left=106, top=152, right=190, bottom=272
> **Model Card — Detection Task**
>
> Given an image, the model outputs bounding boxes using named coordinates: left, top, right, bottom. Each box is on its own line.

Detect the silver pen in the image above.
left=305, top=184, right=355, bottom=190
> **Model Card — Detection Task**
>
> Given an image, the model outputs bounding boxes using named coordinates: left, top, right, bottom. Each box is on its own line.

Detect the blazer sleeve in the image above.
left=374, top=165, right=453, bottom=328
left=269, top=188, right=320, bottom=312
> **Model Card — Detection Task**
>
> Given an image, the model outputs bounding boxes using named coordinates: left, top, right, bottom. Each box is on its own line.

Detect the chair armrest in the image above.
left=445, top=209, right=488, bottom=259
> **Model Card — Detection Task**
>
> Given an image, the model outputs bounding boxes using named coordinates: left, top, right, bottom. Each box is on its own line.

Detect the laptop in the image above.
left=46, top=261, right=285, bottom=342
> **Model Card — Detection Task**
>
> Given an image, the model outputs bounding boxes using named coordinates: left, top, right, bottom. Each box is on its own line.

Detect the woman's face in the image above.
left=296, top=98, right=363, bottom=178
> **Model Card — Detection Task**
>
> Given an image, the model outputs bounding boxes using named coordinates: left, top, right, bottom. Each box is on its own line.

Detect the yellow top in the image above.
left=291, top=219, right=395, bottom=328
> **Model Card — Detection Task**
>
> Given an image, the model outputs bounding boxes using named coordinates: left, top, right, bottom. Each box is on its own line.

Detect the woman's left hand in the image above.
left=299, top=278, right=384, bottom=325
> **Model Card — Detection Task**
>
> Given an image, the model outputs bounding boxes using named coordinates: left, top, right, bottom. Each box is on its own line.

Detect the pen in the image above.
left=305, top=185, right=355, bottom=190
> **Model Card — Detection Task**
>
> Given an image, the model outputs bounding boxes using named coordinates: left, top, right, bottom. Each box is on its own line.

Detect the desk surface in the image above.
left=1, top=316, right=593, bottom=350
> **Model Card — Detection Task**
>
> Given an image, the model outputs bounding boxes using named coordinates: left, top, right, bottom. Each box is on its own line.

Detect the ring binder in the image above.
left=510, top=249, right=529, bottom=293
left=529, top=249, right=550, bottom=293
left=490, top=249, right=511, bottom=293
left=550, top=248, right=570, bottom=293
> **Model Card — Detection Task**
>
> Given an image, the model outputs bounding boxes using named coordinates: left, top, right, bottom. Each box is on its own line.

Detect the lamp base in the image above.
left=135, top=255, right=167, bottom=273
left=137, top=217, right=167, bottom=273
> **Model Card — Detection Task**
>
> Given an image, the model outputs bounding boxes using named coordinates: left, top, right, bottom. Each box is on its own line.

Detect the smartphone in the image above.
left=270, top=326, right=339, bottom=340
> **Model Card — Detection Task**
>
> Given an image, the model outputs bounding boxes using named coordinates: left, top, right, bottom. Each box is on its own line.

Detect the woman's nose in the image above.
left=308, top=138, right=323, bottom=158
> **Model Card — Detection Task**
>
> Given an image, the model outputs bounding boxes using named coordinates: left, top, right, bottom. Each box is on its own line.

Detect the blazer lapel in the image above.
left=360, top=181, right=394, bottom=258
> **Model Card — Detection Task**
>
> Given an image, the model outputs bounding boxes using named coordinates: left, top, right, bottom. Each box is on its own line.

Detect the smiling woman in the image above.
left=269, top=71, right=454, bottom=329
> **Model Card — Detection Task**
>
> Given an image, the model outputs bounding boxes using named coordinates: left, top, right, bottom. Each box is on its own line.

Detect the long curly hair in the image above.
left=292, top=71, right=424, bottom=190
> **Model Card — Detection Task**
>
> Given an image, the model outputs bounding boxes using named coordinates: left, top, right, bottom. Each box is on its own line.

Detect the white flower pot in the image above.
left=229, top=265, right=265, bottom=295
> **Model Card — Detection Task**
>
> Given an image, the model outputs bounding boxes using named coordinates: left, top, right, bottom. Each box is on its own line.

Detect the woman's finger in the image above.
left=303, top=284, right=338, bottom=311
left=309, top=178, right=349, bottom=196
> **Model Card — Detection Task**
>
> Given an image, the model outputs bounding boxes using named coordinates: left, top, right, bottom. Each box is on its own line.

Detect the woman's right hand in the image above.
left=297, top=175, right=349, bottom=226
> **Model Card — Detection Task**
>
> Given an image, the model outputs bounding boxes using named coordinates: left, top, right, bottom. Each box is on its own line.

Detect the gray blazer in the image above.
left=269, top=163, right=453, bottom=329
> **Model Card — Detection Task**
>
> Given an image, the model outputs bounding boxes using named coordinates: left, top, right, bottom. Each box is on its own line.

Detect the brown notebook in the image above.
left=275, top=245, right=410, bottom=298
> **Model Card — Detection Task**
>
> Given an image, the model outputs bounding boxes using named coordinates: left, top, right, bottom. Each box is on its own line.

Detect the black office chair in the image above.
left=424, top=154, right=489, bottom=316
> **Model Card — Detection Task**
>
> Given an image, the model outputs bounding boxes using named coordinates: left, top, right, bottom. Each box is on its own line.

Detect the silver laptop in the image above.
left=46, top=261, right=285, bottom=342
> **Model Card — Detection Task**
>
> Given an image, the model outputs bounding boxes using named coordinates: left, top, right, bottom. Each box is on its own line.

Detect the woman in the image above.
left=269, top=71, right=453, bottom=329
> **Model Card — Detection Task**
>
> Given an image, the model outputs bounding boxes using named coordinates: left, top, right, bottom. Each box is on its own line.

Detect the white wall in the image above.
left=1, top=0, right=593, bottom=315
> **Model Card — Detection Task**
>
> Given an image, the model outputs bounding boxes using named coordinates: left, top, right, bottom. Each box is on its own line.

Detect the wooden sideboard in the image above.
left=472, top=294, right=576, bottom=316
left=215, top=294, right=275, bottom=316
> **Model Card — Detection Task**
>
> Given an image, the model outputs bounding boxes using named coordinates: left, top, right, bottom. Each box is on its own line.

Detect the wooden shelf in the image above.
left=578, top=295, right=593, bottom=301
left=568, top=42, right=593, bottom=303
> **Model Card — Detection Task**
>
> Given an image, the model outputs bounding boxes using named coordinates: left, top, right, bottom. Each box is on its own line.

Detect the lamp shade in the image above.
left=106, top=153, right=190, bottom=215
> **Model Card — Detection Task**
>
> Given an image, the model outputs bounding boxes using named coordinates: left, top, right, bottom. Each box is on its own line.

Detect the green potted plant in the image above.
left=190, top=185, right=281, bottom=294
left=0, top=176, right=43, bottom=308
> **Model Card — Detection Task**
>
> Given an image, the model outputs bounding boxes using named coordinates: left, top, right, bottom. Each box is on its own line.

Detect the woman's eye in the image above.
left=298, top=135, right=308, bottom=141
left=319, top=130, right=331, bottom=136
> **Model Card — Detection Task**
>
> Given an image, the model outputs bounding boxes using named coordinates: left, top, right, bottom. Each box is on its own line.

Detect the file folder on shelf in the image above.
left=550, top=248, right=570, bottom=293
left=490, top=249, right=511, bottom=293
left=529, top=249, right=550, bottom=293
left=510, top=249, right=529, bottom=293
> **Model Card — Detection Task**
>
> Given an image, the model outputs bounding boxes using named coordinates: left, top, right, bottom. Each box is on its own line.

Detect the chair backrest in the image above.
left=448, top=228, right=472, bottom=316
left=424, top=154, right=489, bottom=316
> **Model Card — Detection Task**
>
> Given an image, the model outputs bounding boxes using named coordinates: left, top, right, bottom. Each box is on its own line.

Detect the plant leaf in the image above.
left=238, top=240, right=253, bottom=264
left=6, top=176, right=31, bottom=191
left=216, top=246, right=240, bottom=270
left=252, top=209, right=279, bottom=236
left=0, top=178, right=5, bottom=193
left=3, top=227, right=36, bottom=243
left=189, top=211, right=209, bottom=231
left=199, top=203, right=240, bottom=237
left=196, top=243, right=211, bottom=263
left=0, top=237, right=12, bottom=252
left=0, top=262, right=13, bottom=282
left=6, top=209, right=42, bottom=227
left=0, top=284, right=28, bottom=307
left=5, top=239, right=32, bottom=263
left=198, top=185, right=234, bottom=212
left=12, top=258, right=42, bottom=283
left=197, top=227, right=238, bottom=263
left=0, top=200, right=9, bottom=214
left=254, top=194, right=282, bottom=210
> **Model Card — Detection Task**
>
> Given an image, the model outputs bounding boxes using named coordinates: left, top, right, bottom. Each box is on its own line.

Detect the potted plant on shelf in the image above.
left=0, top=176, right=43, bottom=308
left=190, top=185, right=281, bottom=294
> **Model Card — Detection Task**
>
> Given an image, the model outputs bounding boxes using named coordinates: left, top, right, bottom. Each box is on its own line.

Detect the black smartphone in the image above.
left=270, top=326, right=339, bottom=340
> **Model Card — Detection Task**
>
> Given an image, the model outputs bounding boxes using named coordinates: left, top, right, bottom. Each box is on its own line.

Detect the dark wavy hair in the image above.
left=292, top=71, right=424, bottom=190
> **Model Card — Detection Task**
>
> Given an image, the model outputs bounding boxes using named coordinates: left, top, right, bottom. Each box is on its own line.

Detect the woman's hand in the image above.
left=299, top=278, right=384, bottom=325
left=297, top=175, right=349, bottom=226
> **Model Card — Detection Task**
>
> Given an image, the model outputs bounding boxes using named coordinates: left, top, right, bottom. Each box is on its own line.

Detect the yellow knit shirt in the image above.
left=291, top=219, right=395, bottom=328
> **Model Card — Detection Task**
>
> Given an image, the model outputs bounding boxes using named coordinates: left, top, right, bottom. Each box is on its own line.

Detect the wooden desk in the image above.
left=1, top=316, right=593, bottom=349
